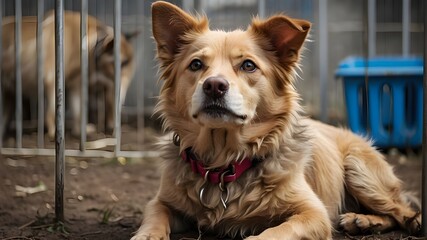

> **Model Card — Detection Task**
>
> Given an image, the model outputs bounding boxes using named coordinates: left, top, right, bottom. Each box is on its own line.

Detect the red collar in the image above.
left=181, top=148, right=255, bottom=184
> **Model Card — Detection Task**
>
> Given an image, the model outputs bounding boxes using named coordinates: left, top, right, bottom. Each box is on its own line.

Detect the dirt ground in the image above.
left=0, top=128, right=425, bottom=240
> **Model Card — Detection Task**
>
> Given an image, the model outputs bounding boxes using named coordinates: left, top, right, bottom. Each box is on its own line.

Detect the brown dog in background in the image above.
left=133, top=2, right=421, bottom=239
left=1, top=11, right=136, bottom=139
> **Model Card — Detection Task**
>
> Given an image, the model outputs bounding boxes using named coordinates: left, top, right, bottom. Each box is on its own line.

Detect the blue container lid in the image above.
left=335, top=56, right=424, bottom=77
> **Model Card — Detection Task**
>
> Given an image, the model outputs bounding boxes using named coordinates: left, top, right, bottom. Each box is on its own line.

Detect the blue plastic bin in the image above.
left=335, top=56, right=424, bottom=148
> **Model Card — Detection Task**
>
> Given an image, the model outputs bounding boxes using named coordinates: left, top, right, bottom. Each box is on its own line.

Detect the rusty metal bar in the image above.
left=54, top=0, right=65, bottom=223
left=37, top=0, right=45, bottom=148
left=15, top=0, right=22, bottom=148
left=114, top=0, right=122, bottom=155
left=80, top=0, right=88, bottom=151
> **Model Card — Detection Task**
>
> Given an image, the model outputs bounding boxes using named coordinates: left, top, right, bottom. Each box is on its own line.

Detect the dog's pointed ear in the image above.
left=249, top=15, right=311, bottom=64
left=152, top=1, right=208, bottom=60
left=93, top=35, right=114, bottom=63
left=124, top=31, right=140, bottom=41
left=103, top=38, right=114, bottom=54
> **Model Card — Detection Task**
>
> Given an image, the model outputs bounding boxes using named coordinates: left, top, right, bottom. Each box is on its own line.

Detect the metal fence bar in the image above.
left=136, top=1, right=145, bottom=146
left=80, top=0, right=88, bottom=151
left=1, top=146, right=159, bottom=158
left=318, top=0, right=328, bottom=122
left=421, top=0, right=427, bottom=236
left=0, top=148, right=160, bottom=159
left=402, top=0, right=410, bottom=57
left=114, top=0, right=122, bottom=155
left=37, top=0, right=45, bottom=148
left=0, top=1, right=3, bottom=148
left=54, top=0, right=65, bottom=223
left=258, top=0, right=266, bottom=19
left=15, top=0, right=23, bottom=148
left=368, top=0, right=376, bottom=57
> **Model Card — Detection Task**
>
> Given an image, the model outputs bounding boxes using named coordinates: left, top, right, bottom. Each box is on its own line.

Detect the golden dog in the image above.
left=133, top=2, right=421, bottom=239
left=1, top=11, right=135, bottom=139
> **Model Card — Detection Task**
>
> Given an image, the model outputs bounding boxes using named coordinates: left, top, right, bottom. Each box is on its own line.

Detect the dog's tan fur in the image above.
left=133, top=2, right=421, bottom=240
left=1, top=11, right=135, bottom=138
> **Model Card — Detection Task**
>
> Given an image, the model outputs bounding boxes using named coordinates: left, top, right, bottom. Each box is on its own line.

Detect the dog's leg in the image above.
left=104, top=83, right=115, bottom=135
left=45, top=82, right=56, bottom=140
left=245, top=191, right=332, bottom=240
left=0, top=90, right=15, bottom=138
left=342, top=151, right=421, bottom=234
left=1, top=92, right=13, bottom=139
left=131, top=198, right=172, bottom=240
left=69, top=88, right=82, bottom=137
left=0, top=109, right=8, bottom=139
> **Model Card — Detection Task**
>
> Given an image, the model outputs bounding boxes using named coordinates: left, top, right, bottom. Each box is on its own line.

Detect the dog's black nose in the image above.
left=203, top=77, right=229, bottom=99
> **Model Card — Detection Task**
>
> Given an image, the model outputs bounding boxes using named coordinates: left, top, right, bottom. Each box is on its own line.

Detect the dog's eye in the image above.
left=241, top=60, right=257, bottom=72
left=189, top=59, right=203, bottom=71
left=121, top=59, right=130, bottom=67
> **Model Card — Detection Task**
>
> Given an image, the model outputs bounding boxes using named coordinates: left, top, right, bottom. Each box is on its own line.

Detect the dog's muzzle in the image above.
left=193, top=77, right=247, bottom=120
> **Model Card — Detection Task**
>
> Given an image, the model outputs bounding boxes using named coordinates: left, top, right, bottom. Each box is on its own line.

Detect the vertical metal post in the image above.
left=15, top=0, right=23, bottom=148
left=80, top=0, right=88, bottom=151
left=318, top=0, right=328, bottom=122
left=421, top=0, right=427, bottom=236
left=54, top=0, right=65, bottom=223
left=193, top=0, right=201, bottom=13
left=37, top=0, right=45, bottom=148
left=136, top=1, right=145, bottom=146
left=258, top=0, right=266, bottom=19
left=114, top=0, right=121, bottom=155
left=402, top=0, right=410, bottom=57
left=362, top=0, right=371, bottom=135
left=368, top=0, right=376, bottom=58
left=0, top=1, right=3, bottom=148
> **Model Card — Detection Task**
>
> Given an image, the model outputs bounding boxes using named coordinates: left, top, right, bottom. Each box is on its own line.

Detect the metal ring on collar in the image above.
left=219, top=170, right=230, bottom=192
left=198, top=182, right=216, bottom=210
left=203, top=169, right=210, bottom=182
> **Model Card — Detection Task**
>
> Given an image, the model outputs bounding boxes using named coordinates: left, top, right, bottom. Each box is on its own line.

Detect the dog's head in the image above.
left=94, top=26, right=137, bottom=104
left=152, top=2, right=310, bottom=159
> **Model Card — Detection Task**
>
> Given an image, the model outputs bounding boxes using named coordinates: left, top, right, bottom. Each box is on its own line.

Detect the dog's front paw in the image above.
left=245, top=235, right=284, bottom=240
left=245, top=234, right=280, bottom=240
left=404, top=211, right=421, bottom=234
left=339, top=212, right=397, bottom=235
left=131, top=232, right=169, bottom=240
left=244, top=236, right=261, bottom=240
left=339, top=213, right=363, bottom=235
